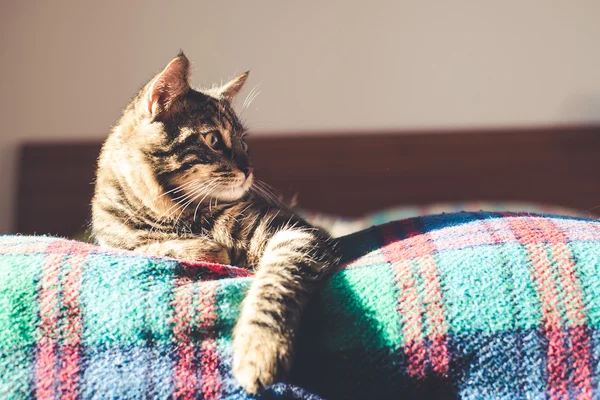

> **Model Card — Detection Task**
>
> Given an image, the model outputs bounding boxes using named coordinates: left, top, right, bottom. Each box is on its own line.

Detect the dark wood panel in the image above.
left=15, top=125, right=600, bottom=237
left=16, top=143, right=101, bottom=236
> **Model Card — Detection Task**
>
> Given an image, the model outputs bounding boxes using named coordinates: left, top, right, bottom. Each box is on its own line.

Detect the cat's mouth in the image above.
left=211, top=172, right=254, bottom=202
left=169, top=167, right=254, bottom=204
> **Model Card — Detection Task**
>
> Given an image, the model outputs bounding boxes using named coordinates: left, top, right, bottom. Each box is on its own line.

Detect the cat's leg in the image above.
left=232, top=226, right=338, bottom=393
left=134, top=238, right=231, bottom=264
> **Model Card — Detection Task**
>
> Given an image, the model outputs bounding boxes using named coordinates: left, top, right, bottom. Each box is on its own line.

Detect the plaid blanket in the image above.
left=2, top=212, right=600, bottom=399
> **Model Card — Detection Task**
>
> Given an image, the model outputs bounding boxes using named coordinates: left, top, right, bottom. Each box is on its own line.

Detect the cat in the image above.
left=91, top=52, right=340, bottom=394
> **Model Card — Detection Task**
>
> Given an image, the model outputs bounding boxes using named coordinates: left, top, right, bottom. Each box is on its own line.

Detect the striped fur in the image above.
left=91, top=53, right=340, bottom=393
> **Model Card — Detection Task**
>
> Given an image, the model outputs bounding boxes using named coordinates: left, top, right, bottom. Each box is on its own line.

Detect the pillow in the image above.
left=1, top=212, right=600, bottom=399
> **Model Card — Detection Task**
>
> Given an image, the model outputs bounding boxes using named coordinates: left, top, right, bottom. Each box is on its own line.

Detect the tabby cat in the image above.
left=91, top=53, right=340, bottom=393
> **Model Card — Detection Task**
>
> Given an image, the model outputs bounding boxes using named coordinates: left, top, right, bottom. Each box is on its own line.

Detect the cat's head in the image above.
left=119, top=52, right=253, bottom=203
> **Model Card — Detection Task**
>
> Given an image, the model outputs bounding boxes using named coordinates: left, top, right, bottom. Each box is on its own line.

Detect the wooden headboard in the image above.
left=15, top=125, right=600, bottom=237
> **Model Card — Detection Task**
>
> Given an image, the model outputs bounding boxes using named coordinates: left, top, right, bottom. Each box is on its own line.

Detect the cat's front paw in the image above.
left=232, top=322, right=293, bottom=394
left=198, top=246, right=231, bottom=265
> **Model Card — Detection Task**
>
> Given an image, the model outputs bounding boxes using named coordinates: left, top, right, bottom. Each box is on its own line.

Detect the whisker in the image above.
left=193, top=181, right=222, bottom=221
left=246, top=89, right=261, bottom=109
left=254, top=186, right=279, bottom=206
left=121, top=180, right=201, bottom=230
left=147, top=181, right=209, bottom=234
left=159, top=182, right=205, bottom=217
left=243, top=83, right=261, bottom=109
left=171, top=182, right=217, bottom=225
left=154, top=180, right=199, bottom=200
left=169, top=189, right=209, bottom=230
left=253, top=180, right=283, bottom=205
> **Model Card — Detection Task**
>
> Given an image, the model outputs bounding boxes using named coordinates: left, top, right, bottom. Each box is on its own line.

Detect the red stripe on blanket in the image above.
left=35, top=242, right=90, bottom=399
left=521, top=243, right=568, bottom=398
left=403, top=219, right=450, bottom=376
left=198, top=281, right=221, bottom=399
left=388, top=250, right=426, bottom=377
left=58, top=249, right=89, bottom=400
left=416, top=254, right=449, bottom=374
left=544, top=220, right=592, bottom=400
left=200, top=339, right=221, bottom=400
left=509, top=217, right=592, bottom=399
left=180, top=260, right=252, bottom=279
left=381, top=222, right=425, bottom=376
left=173, top=277, right=198, bottom=399
left=35, top=343, right=58, bottom=400
left=35, top=243, right=66, bottom=399
left=569, top=326, right=593, bottom=400
left=381, top=220, right=449, bottom=377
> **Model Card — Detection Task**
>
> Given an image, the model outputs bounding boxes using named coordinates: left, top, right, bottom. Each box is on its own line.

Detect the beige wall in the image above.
left=1, top=1, right=599, bottom=233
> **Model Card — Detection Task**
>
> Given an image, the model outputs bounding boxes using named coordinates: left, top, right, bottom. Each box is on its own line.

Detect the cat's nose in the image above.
left=241, top=166, right=254, bottom=178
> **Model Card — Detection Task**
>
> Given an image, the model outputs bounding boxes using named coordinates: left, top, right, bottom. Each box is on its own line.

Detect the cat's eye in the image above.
left=241, top=135, right=249, bottom=152
left=205, top=132, right=223, bottom=150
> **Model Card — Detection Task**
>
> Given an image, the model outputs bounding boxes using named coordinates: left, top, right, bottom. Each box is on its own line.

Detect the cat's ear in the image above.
left=146, top=53, right=191, bottom=116
left=218, top=71, right=249, bottom=101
